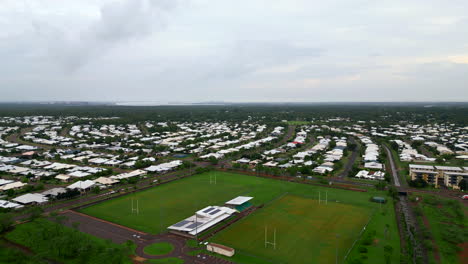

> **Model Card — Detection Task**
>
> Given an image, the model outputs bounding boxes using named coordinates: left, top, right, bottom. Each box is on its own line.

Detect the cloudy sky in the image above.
left=1, top=0, right=468, bottom=102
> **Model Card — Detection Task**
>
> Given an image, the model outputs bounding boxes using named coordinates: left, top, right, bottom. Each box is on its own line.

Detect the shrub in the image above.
left=358, top=246, right=368, bottom=253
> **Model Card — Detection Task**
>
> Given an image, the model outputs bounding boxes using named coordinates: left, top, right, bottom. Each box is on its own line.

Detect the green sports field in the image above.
left=81, top=171, right=399, bottom=263
left=211, top=194, right=370, bottom=264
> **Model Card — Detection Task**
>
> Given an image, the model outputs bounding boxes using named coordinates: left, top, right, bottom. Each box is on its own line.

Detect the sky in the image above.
left=1, top=0, right=468, bottom=102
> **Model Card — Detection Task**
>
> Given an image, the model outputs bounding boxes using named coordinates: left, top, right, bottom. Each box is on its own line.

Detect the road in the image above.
left=338, top=137, right=359, bottom=178
left=384, top=145, right=401, bottom=187
left=50, top=210, right=231, bottom=263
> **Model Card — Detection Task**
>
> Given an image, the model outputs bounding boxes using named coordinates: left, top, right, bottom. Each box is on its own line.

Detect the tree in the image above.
left=459, top=179, right=467, bottom=191
left=388, top=186, right=398, bottom=199
left=348, top=143, right=357, bottom=151
left=0, top=213, right=13, bottom=233
left=384, top=245, right=393, bottom=264
left=390, top=141, right=399, bottom=151
left=208, top=156, right=218, bottom=165
left=92, top=186, right=101, bottom=194
left=411, top=141, right=422, bottom=149
left=409, top=178, right=428, bottom=188
left=28, top=206, right=44, bottom=220
left=375, top=181, right=387, bottom=190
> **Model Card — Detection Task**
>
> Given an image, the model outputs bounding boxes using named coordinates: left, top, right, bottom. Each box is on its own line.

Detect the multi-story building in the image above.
left=409, top=164, right=468, bottom=189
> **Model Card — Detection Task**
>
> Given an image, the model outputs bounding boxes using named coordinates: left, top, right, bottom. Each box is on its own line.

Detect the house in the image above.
left=235, top=158, right=250, bottom=164
left=0, top=199, right=23, bottom=209
left=13, top=193, right=48, bottom=205
left=42, top=187, right=67, bottom=198
left=21, top=151, right=36, bottom=159
left=55, top=174, right=72, bottom=182
left=111, top=169, right=147, bottom=180
left=94, top=177, right=119, bottom=185
left=68, top=171, right=91, bottom=178
left=0, top=179, right=14, bottom=186
left=364, top=162, right=384, bottom=170
left=0, top=182, right=27, bottom=191
left=145, top=160, right=182, bottom=173
left=263, top=161, right=278, bottom=167
left=67, top=180, right=96, bottom=191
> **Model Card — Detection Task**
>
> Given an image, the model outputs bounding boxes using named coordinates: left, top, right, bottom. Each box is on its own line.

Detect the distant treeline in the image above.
left=0, top=103, right=467, bottom=125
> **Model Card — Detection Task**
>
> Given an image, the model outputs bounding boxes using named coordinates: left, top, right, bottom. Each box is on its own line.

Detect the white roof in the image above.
left=434, top=166, right=463, bottom=171
left=111, top=169, right=146, bottom=179
left=225, top=196, right=253, bottom=205
left=55, top=174, right=71, bottom=180
left=364, top=162, right=383, bottom=170
left=0, top=181, right=26, bottom=191
left=42, top=187, right=67, bottom=197
left=0, top=199, right=23, bottom=209
left=67, top=180, right=95, bottom=190
left=68, top=171, right=91, bottom=178
left=13, top=193, right=48, bottom=204
left=168, top=206, right=236, bottom=235
left=409, top=164, right=435, bottom=170
left=94, top=177, right=119, bottom=185
left=0, top=179, right=14, bottom=186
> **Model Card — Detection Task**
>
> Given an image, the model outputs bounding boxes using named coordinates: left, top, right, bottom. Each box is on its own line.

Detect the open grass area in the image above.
left=346, top=201, right=400, bottom=264
left=143, top=242, right=174, bottom=256
left=81, top=171, right=399, bottom=263
left=146, top=257, right=184, bottom=264
left=412, top=194, right=467, bottom=264
left=211, top=194, right=371, bottom=264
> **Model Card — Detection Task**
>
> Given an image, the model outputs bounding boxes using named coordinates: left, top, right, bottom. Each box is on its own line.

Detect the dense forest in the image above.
left=0, top=103, right=467, bottom=125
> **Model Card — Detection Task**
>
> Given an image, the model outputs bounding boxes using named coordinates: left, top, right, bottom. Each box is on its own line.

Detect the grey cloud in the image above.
left=37, top=0, right=178, bottom=72
left=1, top=0, right=468, bottom=102
left=198, top=40, right=324, bottom=80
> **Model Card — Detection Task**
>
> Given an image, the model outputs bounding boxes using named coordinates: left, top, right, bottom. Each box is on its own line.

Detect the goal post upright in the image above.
left=265, top=226, right=277, bottom=250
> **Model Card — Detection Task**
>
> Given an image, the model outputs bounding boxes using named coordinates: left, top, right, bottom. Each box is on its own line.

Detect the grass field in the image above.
left=146, top=258, right=184, bottom=264
left=211, top=194, right=371, bottom=264
left=412, top=194, right=467, bottom=264
left=81, top=171, right=399, bottom=263
left=143, top=242, right=174, bottom=256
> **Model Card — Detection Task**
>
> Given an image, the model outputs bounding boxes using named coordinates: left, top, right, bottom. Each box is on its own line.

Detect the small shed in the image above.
left=372, top=196, right=386, bottom=203
left=207, top=243, right=235, bottom=257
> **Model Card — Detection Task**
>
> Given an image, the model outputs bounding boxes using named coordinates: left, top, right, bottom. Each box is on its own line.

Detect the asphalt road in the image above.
left=338, top=137, right=358, bottom=178
left=384, top=145, right=401, bottom=187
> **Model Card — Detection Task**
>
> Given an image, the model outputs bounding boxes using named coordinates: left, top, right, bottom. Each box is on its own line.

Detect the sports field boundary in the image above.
left=263, top=191, right=289, bottom=207
left=343, top=209, right=377, bottom=262
left=68, top=171, right=197, bottom=211
left=216, top=168, right=368, bottom=192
